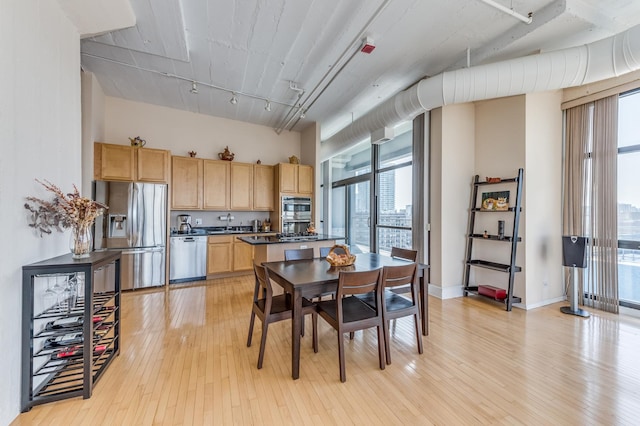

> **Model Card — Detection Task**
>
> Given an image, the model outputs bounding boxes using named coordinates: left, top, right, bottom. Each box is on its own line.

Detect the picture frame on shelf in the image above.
left=481, top=191, right=510, bottom=211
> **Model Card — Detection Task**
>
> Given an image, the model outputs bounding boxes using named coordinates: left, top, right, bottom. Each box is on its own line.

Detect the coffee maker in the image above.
left=177, top=214, right=192, bottom=234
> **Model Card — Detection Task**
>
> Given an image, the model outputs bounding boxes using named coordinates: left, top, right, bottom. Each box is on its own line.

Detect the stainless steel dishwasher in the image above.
left=169, top=235, right=207, bottom=283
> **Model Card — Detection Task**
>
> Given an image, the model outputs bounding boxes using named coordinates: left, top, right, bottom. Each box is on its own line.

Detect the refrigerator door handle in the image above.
left=127, top=183, right=134, bottom=247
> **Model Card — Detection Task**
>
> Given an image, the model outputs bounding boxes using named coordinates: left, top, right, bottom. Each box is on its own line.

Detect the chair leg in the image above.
left=383, top=319, right=392, bottom=365
left=247, top=311, right=256, bottom=347
left=301, top=316, right=305, bottom=337
left=414, top=313, right=424, bottom=354
left=257, top=322, right=269, bottom=369
left=312, top=314, right=318, bottom=353
left=338, top=332, right=346, bottom=382
left=349, top=331, right=354, bottom=340
left=376, top=325, right=386, bottom=370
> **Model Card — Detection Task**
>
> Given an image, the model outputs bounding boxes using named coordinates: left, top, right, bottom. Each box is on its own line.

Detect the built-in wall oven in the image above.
left=281, top=196, right=312, bottom=233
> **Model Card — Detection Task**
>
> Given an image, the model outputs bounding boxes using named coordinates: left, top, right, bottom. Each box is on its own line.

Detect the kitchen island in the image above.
left=237, top=235, right=339, bottom=265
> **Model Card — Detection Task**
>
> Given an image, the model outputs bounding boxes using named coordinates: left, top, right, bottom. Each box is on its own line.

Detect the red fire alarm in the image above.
left=360, top=37, right=375, bottom=54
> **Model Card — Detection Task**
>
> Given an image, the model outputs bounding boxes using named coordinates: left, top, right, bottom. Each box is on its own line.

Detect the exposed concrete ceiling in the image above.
left=76, top=0, right=640, bottom=141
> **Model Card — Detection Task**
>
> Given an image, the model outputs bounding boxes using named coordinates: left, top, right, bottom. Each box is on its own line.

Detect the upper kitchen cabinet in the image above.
left=276, top=163, right=313, bottom=195
left=230, top=162, right=253, bottom=210
left=137, top=147, right=169, bottom=182
left=171, top=156, right=203, bottom=209
left=253, top=164, right=274, bottom=211
left=94, top=142, right=169, bottom=183
left=203, top=160, right=230, bottom=210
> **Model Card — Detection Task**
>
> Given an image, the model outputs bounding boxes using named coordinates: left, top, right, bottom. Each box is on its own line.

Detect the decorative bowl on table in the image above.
left=325, top=244, right=356, bottom=267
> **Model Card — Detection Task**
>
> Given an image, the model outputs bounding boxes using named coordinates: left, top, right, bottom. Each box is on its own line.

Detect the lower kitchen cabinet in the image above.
left=233, top=241, right=254, bottom=271
left=21, top=251, right=121, bottom=412
left=206, top=234, right=257, bottom=276
left=207, top=235, right=233, bottom=275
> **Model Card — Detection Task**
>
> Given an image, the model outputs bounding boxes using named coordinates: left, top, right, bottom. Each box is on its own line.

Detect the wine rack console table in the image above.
left=21, top=251, right=121, bottom=412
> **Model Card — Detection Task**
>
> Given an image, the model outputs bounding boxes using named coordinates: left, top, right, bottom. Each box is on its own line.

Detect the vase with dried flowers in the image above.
left=25, top=179, right=108, bottom=258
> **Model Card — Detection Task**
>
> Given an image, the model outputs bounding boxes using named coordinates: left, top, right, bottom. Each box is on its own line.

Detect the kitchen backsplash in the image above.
left=170, top=210, right=271, bottom=232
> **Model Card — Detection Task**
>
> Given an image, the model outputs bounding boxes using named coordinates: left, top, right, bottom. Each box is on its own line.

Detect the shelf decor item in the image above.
left=129, top=136, right=146, bottom=147
left=325, top=244, right=356, bottom=267
left=218, top=146, right=235, bottom=161
left=481, top=190, right=510, bottom=211
left=188, top=150, right=197, bottom=157
left=25, top=179, right=108, bottom=258
left=288, top=155, right=299, bottom=164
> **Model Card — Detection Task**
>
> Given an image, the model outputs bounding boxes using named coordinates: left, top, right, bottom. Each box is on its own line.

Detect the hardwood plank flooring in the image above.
left=13, top=275, right=640, bottom=425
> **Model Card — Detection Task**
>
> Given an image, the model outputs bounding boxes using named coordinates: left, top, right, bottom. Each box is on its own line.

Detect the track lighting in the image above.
left=299, top=109, right=306, bottom=119
left=230, top=93, right=238, bottom=105
left=265, top=101, right=271, bottom=112
left=190, top=81, right=198, bottom=94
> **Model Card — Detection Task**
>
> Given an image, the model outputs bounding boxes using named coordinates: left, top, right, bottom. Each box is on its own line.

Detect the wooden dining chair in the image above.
left=390, top=246, right=418, bottom=262
left=247, top=264, right=318, bottom=369
left=378, top=263, right=423, bottom=364
left=284, top=248, right=314, bottom=261
left=319, top=246, right=346, bottom=258
left=316, top=269, right=386, bottom=382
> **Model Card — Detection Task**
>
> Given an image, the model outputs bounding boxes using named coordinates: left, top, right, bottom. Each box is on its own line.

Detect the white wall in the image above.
left=474, top=96, right=527, bottom=304
left=103, top=97, right=301, bottom=165
left=0, top=1, right=82, bottom=423
left=524, top=91, right=564, bottom=307
left=429, top=103, right=475, bottom=298
left=81, top=72, right=106, bottom=193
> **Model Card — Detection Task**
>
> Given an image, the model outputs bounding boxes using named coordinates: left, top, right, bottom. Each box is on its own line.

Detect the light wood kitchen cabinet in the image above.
left=203, top=160, right=230, bottom=210
left=276, top=163, right=313, bottom=195
left=233, top=241, right=254, bottom=271
left=253, top=164, right=274, bottom=211
left=207, top=235, right=233, bottom=275
left=230, top=162, right=253, bottom=210
left=94, top=143, right=135, bottom=181
left=94, top=142, right=169, bottom=183
left=136, top=147, right=169, bottom=182
left=297, top=164, right=313, bottom=194
left=171, top=156, right=203, bottom=209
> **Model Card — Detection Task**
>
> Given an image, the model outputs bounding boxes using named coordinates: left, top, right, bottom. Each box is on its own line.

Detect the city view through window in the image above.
left=617, top=90, right=640, bottom=307
left=330, top=125, right=413, bottom=254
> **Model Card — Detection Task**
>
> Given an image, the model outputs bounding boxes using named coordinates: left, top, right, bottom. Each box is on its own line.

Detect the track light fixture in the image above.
left=190, top=81, right=198, bottom=94
left=299, top=109, right=306, bottom=119
left=230, top=93, right=238, bottom=105
left=265, top=100, right=271, bottom=112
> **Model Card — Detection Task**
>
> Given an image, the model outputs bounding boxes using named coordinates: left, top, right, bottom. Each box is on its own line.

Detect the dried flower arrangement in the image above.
left=24, top=179, right=108, bottom=237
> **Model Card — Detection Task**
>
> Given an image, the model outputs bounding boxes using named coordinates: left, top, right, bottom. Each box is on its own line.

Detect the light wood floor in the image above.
left=13, top=275, right=640, bottom=425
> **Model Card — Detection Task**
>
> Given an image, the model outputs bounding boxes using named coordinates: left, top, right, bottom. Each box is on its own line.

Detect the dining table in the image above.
left=263, top=252, right=428, bottom=380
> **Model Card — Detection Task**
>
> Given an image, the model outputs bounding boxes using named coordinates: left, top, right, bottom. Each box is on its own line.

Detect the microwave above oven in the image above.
left=282, top=196, right=312, bottom=220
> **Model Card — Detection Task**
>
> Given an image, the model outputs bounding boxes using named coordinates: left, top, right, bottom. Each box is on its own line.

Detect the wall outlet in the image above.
left=195, top=218, right=202, bottom=225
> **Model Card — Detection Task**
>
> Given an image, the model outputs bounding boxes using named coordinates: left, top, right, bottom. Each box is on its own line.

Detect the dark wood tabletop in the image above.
left=263, top=253, right=428, bottom=379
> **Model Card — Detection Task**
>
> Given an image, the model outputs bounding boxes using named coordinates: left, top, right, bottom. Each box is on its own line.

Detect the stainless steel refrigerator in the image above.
left=94, top=181, right=167, bottom=290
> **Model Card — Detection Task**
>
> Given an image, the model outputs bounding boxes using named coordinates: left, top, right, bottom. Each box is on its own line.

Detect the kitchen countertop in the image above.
left=237, top=235, right=340, bottom=245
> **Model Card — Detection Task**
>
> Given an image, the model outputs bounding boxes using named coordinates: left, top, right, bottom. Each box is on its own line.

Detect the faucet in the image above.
left=226, top=213, right=232, bottom=230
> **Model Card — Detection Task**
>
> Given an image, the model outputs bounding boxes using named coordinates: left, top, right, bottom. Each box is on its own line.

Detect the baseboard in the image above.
left=428, top=284, right=464, bottom=300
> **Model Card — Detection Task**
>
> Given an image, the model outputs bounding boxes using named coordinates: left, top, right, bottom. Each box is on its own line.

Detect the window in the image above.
left=617, top=89, right=640, bottom=308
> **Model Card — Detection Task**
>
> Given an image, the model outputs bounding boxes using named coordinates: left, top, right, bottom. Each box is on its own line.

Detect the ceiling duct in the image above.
left=371, top=127, right=394, bottom=144
left=321, top=23, right=640, bottom=162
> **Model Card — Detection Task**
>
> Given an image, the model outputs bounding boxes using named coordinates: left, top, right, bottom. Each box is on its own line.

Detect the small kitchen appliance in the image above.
left=177, top=215, right=192, bottom=234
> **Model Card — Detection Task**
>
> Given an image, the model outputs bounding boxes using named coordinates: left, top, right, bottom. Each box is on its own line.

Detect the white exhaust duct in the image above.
left=321, top=24, right=640, bottom=161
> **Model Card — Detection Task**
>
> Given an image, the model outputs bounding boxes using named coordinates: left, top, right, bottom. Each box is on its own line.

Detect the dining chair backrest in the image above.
left=284, top=247, right=314, bottom=261
left=381, top=263, right=417, bottom=291
left=320, top=246, right=346, bottom=257
left=253, top=263, right=273, bottom=299
left=336, top=269, right=382, bottom=302
left=390, top=247, right=418, bottom=262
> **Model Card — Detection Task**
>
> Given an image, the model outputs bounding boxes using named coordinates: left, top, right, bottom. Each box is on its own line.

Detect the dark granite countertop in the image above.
left=237, top=235, right=340, bottom=245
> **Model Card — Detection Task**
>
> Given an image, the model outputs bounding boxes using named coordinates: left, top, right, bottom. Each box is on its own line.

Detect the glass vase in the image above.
left=70, top=225, right=93, bottom=259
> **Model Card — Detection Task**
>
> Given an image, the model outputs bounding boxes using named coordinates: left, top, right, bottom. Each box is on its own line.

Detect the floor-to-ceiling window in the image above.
left=375, top=125, right=413, bottom=256
left=326, top=122, right=413, bottom=255
left=618, top=89, right=640, bottom=309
